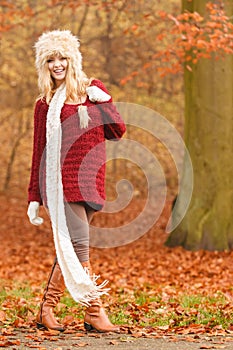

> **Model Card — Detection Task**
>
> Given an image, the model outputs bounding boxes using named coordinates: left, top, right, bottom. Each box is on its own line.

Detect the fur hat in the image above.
left=34, top=30, right=83, bottom=78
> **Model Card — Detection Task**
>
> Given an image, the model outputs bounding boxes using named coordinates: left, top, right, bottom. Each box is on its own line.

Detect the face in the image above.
left=47, top=56, right=68, bottom=87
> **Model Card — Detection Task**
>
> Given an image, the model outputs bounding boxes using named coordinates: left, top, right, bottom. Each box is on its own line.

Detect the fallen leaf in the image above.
left=120, top=337, right=134, bottom=343
left=109, top=340, right=118, bottom=345
left=0, top=311, right=6, bottom=322
left=76, top=342, right=88, bottom=347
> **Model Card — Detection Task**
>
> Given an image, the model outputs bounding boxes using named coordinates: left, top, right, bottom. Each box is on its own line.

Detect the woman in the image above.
left=27, top=30, right=126, bottom=333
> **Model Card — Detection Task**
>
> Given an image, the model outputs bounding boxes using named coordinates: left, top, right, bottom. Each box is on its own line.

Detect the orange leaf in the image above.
left=131, top=24, right=138, bottom=31
left=77, top=342, right=89, bottom=347
left=186, top=65, right=192, bottom=72
left=0, top=310, right=6, bottom=322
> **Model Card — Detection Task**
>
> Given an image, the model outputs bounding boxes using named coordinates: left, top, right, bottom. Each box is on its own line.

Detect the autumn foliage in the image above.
left=2, top=194, right=233, bottom=347
left=121, top=2, right=233, bottom=83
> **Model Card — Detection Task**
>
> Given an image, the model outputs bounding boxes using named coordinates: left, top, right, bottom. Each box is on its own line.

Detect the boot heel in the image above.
left=84, top=322, right=103, bottom=333
left=84, top=322, right=94, bottom=332
left=36, top=322, right=48, bottom=330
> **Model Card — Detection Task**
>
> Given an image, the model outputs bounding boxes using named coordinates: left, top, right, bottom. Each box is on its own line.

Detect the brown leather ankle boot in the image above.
left=82, top=261, right=120, bottom=333
left=84, top=299, right=120, bottom=333
left=36, top=258, right=65, bottom=332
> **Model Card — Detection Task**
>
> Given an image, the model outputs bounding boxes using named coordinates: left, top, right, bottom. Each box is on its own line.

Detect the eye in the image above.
left=47, top=59, right=54, bottom=63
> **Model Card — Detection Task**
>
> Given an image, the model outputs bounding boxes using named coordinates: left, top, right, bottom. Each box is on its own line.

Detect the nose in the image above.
left=54, top=58, right=62, bottom=67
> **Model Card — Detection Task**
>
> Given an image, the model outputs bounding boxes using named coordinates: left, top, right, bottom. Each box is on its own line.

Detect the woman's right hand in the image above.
left=27, top=201, right=44, bottom=226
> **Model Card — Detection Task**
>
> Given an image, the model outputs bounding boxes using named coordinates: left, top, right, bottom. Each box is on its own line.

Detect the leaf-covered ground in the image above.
left=1, top=193, right=233, bottom=348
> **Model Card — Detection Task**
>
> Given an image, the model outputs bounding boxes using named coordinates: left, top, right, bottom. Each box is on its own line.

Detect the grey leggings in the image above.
left=64, top=202, right=95, bottom=263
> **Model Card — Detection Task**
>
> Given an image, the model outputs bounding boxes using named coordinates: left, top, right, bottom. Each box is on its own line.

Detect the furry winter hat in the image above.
left=34, top=30, right=83, bottom=78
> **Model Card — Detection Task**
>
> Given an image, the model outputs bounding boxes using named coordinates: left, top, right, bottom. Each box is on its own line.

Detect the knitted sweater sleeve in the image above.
left=28, top=99, right=46, bottom=204
left=91, top=79, right=126, bottom=140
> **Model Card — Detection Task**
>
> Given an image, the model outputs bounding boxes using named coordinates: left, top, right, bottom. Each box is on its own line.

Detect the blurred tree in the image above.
left=166, top=0, right=233, bottom=250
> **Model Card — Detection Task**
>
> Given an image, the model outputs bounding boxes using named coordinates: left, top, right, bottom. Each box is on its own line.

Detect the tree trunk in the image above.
left=166, top=0, right=233, bottom=250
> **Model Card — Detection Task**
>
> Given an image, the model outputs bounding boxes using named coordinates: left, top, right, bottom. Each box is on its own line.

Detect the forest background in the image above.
left=0, top=0, right=233, bottom=347
left=0, top=0, right=184, bottom=199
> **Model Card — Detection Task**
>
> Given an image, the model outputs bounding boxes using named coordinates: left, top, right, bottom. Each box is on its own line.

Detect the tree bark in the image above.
left=166, top=0, right=233, bottom=250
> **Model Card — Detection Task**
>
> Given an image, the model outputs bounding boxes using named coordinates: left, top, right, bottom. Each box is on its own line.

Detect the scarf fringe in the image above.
left=78, top=275, right=110, bottom=306
left=78, top=105, right=91, bottom=129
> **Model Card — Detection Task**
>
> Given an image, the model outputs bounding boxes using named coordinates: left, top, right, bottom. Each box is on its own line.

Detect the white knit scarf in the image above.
left=46, top=83, right=108, bottom=305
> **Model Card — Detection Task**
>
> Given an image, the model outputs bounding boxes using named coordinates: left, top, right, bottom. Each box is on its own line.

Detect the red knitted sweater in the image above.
left=28, top=79, right=126, bottom=210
